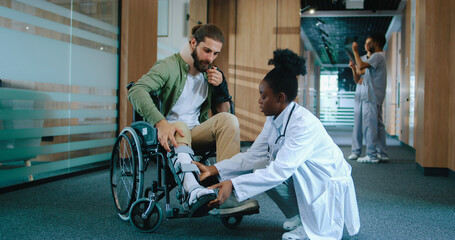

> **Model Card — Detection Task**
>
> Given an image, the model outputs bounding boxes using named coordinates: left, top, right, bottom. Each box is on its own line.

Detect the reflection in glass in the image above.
left=0, top=0, right=119, bottom=188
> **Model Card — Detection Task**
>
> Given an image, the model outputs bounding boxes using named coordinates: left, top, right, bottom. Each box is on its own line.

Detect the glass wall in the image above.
left=0, top=0, right=119, bottom=188
left=319, top=70, right=355, bottom=126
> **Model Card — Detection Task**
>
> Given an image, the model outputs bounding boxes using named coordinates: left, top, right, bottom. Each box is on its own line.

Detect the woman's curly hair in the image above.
left=264, top=49, right=307, bottom=102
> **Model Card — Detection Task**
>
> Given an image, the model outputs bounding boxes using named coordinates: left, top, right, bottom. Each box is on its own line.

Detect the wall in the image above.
left=400, top=3, right=411, bottom=145
left=119, top=0, right=158, bottom=131
left=208, top=0, right=237, bottom=104
left=385, top=32, right=399, bottom=136
left=450, top=0, right=455, bottom=174
left=414, top=0, right=454, bottom=174
left=157, top=0, right=190, bottom=60
left=208, top=0, right=300, bottom=141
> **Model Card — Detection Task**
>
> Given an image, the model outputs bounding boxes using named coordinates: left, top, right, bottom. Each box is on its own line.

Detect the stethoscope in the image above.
left=267, top=103, right=296, bottom=160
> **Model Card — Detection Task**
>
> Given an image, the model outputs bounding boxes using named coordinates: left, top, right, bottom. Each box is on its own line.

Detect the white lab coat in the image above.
left=215, top=102, right=360, bottom=240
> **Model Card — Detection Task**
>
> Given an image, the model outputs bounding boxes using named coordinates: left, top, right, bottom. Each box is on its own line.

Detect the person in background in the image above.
left=348, top=37, right=372, bottom=161
left=352, top=33, right=389, bottom=163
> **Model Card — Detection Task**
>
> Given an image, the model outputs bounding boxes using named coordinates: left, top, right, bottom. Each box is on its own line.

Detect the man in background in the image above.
left=352, top=33, right=389, bottom=163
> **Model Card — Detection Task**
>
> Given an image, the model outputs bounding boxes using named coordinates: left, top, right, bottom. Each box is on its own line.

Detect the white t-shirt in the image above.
left=166, top=72, right=208, bottom=129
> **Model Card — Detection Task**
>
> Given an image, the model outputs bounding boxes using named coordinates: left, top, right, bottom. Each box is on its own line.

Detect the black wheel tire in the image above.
left=221, top=215, right=243, bottom=229
left=129, top=198, right=163, bottom=232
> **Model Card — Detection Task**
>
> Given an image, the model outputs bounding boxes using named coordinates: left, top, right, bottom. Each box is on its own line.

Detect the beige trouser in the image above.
left=172, top=112, right=240, bottom=162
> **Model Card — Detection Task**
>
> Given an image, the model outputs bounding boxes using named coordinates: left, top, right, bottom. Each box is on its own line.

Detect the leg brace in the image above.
left=167, top=146, right=201, bottom=206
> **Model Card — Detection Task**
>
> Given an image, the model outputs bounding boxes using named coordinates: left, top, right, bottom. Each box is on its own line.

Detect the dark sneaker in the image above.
left=377, top=153, right=390, bottom=162
left=219, top=196, right=259, bottom=215
left=188, top=193, right=217, bottom=218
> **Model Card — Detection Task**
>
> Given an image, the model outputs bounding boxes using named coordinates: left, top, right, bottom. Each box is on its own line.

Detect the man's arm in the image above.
left=128, top=60, right=183, bottom=152
left=214, top=102, right=230, bottom=113
left=356, top=68, right=366, bottom=76
left=349, top=60, right=361, bottom=84
left=128, top=62, right=168, bottom=126
left=209, top=67, right=232, bottom=114
left=352, top=42, right=370, bottom=70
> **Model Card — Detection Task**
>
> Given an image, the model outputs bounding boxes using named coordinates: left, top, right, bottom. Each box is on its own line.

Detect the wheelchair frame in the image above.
left=109, top=83, right=256, bottom=232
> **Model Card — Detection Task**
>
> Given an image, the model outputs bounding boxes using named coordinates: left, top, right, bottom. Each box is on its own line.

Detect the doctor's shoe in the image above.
left=219, top=196, right=259, bottom=215
left=282, top=225, right=309, bottom=240
left=357, top=155, right=379, bottom=164
left=348, top=153, right=359, bottom=160
left=283, top=215, right=301, bottom=231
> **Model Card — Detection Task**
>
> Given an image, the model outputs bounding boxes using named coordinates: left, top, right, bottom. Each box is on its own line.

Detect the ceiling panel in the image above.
left=301, top=16, right=392, bottom=65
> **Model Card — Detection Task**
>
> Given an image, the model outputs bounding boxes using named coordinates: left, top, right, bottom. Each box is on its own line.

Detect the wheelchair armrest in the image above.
left=131, top=121, right=159, bottom=146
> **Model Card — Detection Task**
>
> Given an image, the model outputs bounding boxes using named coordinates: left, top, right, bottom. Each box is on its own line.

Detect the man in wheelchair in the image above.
left=128, top=24, right=259, bottom=217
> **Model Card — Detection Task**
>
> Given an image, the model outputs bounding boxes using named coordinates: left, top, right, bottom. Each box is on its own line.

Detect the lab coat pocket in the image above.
left=310, top=190, right=331, bottom=233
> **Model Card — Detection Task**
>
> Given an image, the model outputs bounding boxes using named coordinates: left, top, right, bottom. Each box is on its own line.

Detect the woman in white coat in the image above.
left=194, top=49, right=360, bottom=240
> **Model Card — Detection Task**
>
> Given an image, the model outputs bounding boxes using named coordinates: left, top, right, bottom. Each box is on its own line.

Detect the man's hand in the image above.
left=192, top=161, right=218, bottom=181
left=352, top=42, right=359, bottom=53
left=207, top=180, right=233, bottom=208
left=207, top=66, right=223, bottom=86
left=155, top=119, right=184, bottom=152
left=349, top=60, right=355, bottom=69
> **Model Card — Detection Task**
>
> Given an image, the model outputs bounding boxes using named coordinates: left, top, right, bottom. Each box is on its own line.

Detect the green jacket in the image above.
left=128, top=53, right=212, bottom=126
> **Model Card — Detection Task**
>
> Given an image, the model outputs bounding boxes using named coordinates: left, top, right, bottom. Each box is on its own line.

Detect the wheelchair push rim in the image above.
left=110, top=127, right=144, bottom=220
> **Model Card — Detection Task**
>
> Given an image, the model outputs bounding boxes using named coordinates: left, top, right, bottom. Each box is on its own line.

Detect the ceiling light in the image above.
left=300, top=5, right=311, bottom=14
left=346, top=0, right=364, bottom=9
left=309, top=9, right=315, bottom=14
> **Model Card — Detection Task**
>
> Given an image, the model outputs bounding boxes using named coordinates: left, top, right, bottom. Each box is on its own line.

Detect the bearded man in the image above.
left=128, top=24, right=258, bottom=217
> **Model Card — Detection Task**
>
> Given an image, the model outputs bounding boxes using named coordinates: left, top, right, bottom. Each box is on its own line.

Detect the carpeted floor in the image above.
left=1, top=126, right=454, bottom=240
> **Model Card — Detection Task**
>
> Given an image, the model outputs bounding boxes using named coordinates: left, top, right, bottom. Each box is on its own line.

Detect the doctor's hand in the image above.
left=192, top=161, right=219, bottom=181
left=207, top=66, right=222, bottom=86
left=155, top=119, right=184, bottom=152
left=207, top=180, right=233, bottom=208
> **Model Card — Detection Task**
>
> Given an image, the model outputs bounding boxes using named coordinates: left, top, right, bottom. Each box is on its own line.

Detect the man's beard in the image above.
left=191, top=48, right=212, bottom=72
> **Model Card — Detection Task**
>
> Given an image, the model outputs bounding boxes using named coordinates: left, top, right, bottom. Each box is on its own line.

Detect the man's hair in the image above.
left=191, top=24, right=225, bottom=44
left=264, top=49, right=306, bottom=103
left=368, top=33, right=386, bottom=49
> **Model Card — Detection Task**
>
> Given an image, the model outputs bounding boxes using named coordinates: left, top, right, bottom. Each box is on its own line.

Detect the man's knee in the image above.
left=214, top=112, right=239, bottom=130
left=172, top=121, right=192, bottom=146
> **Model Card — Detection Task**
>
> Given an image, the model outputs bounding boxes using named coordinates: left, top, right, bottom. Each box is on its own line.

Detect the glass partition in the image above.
left=0, top=0, right=119, bottom=188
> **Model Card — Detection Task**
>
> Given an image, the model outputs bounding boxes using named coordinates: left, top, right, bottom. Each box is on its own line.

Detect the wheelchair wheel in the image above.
left=110, top=127, right=144, bottom=220
left=220, top=215, right=243, bottom=229
left=129, top=198, right=163, bottom=233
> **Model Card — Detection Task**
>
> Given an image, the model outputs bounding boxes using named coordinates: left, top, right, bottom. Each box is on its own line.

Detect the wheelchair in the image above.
left=110, top=83, right=259, bottom=232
